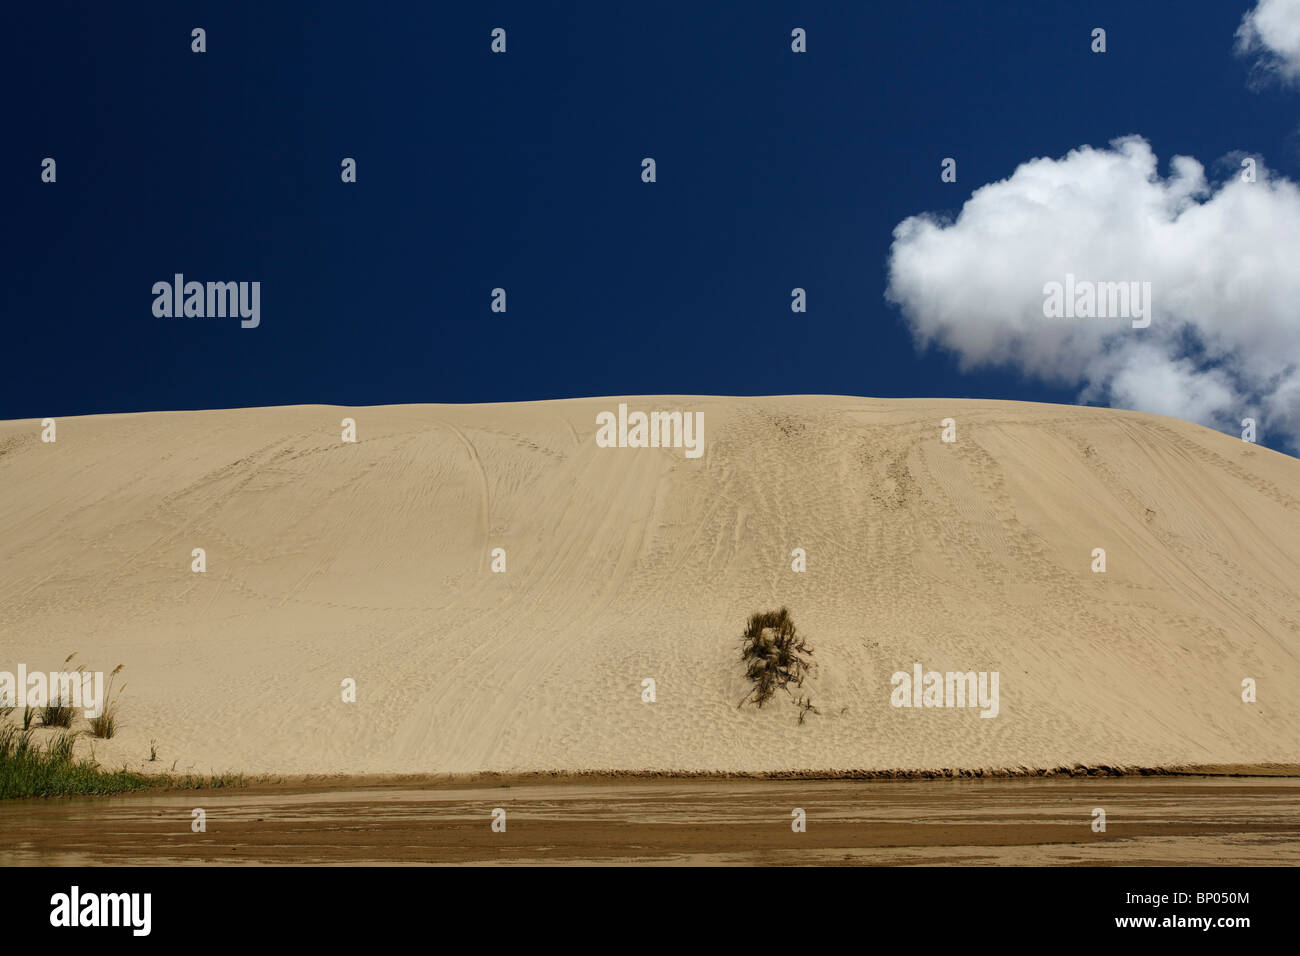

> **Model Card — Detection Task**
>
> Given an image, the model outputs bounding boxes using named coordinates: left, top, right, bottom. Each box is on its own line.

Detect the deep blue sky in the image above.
left=5, top=2, right=1294, bottom=445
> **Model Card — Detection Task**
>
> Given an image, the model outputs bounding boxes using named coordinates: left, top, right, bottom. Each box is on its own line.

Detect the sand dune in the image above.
left=1, top=397, right=1297, bottom=775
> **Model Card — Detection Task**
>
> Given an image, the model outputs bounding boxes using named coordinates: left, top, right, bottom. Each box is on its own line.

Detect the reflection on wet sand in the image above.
left=3, top=776, right=1297, bottom=866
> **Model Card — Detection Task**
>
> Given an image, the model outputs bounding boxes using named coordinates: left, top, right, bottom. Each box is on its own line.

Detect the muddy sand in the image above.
left=4, top=775, right=1298, bottom=866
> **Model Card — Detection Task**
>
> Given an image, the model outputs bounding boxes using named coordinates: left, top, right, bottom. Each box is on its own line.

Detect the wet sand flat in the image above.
left=3, top=776, right=1298, bottom=866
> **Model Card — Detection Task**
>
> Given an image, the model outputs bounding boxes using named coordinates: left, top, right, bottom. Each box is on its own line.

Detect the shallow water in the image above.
left=2, top=776, right=1297, bottom=865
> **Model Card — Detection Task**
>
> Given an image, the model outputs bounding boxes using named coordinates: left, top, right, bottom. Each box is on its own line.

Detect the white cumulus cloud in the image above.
left=1236, top=0, right=1300, bottom=86
left=885, top=136, right=1300, bottom=449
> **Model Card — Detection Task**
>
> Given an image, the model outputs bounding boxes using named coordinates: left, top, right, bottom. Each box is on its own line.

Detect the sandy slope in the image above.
left=1, top=397, right=1297, bottom=775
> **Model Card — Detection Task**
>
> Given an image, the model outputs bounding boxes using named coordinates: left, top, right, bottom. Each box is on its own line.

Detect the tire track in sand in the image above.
left=434, top=419, right=491, bottom=572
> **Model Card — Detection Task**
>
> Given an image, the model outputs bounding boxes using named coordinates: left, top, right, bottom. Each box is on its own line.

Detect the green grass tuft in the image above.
left=0, top=724, right=151, bottom=799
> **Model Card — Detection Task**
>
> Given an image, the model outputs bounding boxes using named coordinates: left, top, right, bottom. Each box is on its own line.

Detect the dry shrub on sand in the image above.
left=738, top=607, right=814, bottom=709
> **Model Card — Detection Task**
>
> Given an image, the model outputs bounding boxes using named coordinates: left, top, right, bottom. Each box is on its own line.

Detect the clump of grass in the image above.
left=0, top=724, right=150, bottom=799
left=148, top=740, right=157, bottom=762
left=1, top=721, right=257, bottom=800
left=47, top=731, right=78, bottom=763
left=738, top=607, right=814, bottom=709
left=168, top=771, right=248, bottom=790
left=88, top=664, right=125, bottom=739
left=40, top=700, right=75, bottom=729
left=41, top=652, right=82, bottom=729
left=22, top=706, right=36, bottom=730
left=0, top=726, right=35, bottom=760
